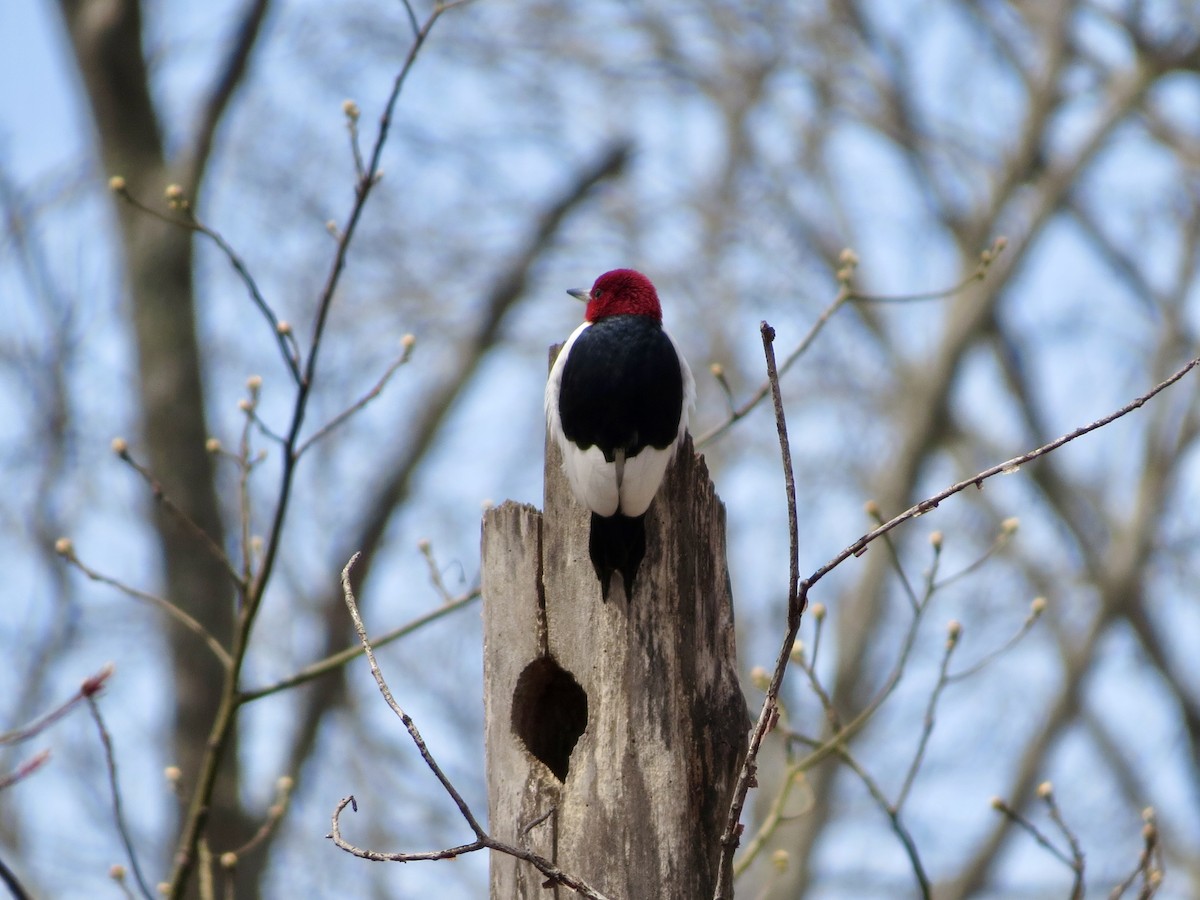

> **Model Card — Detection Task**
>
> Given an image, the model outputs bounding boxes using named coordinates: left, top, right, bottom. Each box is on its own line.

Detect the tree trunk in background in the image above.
left=57, top=0, right=256, bottom=889
left=483, top=418, right=749, bottom=899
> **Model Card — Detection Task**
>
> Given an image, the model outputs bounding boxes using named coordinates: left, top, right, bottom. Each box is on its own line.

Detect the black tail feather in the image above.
left=588, top=513, right=646, bottom=601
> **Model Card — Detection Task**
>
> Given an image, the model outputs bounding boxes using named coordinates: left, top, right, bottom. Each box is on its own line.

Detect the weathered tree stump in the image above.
left=482, top=396, right=749, bottom=899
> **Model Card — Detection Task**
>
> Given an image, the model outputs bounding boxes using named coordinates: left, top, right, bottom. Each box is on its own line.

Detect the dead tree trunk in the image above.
left=482, top=406, right=749, bottom=899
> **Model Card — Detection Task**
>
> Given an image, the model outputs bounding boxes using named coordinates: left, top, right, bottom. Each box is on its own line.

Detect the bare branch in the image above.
left=182, top=0, right=273, bottom=192
left=108, top=183, right=301, bottom=383
left=1040, top=784, right=1086, bottom=899
left=895, top=622, right=960, bottom=809
left=1109, top=808, right=1165, bottom=899
left=333, top=554, right=613, bottom=899
left=0, top=853, right=33, bottom=900
left=164, top=10, right=467, bottom=892
left=86, top=694, right=154, bottom=900
left=697, top=238, right=1006, bottom=447
left=295, top=336, right=416, bottom=457
left=109, top=438, right=246, bottom=593
left=990, top=791, right=1082, bottom=893
left=0, top=663, right=114, bottom=745
left=836, top=747, right=930, bottom=898
left=338, top=553, right=486, bottom=835
left=226, top=775, right=295, bottom=859
left=947, top=596, right=1046, bottom=684
left=238, top=587, right=479, bottom=703
left=805, top=349, right=1200, bottom=591
left=56, top=544, right=232, bottom=670
left=715, top=322, right=803, bottom=897
left=0, top=751, right=51, bottom=792
left=717, top=317, right=1200, bottom=896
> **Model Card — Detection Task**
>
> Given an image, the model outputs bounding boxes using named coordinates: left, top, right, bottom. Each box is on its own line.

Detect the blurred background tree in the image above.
left=1, top=0, right=1198, bottom=897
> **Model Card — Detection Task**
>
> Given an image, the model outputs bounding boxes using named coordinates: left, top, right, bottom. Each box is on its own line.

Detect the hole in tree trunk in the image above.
left=511, top=657, right=588, bottom=782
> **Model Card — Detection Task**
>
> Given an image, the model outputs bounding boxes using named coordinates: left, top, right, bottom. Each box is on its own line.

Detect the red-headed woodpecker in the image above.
left=545, top=269, right=695, bottom=600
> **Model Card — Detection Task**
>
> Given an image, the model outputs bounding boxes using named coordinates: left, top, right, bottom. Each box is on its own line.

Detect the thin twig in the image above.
left=227, top=776, right=294, bottom=858
left=731, top=766, right=810, bottom=877
left=110, top=187, right=301, bottom=383
left=895, top=625, right=960, bottom=809
left=932, top=520, right=1018, bottom=590
left=238, top=587, right=478, bottom=702
left=344, top=104, right=366, bottom=181
left=59, top=549, right=232, bottom=669
left=164, top=11, right=468, bottom=891
left=1109, top=809, right=1163, bottom=899
left=808, top=605, right=826, bottom=671
left=332, top=555, right=612, bottom=898
left=947, top=597, right=1045, bottom=683
left=295, top=339, right=415, bottom=457
left=698, top=290, right=851, bottom=447
left=0, top=751, right=51, bottom=792
left=87, top=694, right=154, bottom=900
left=698, top=239, right=1006, bottom=448
left=328, top=797, right=615, bottom=899
left=236, top=380, right=261, bottom=587
left=805, top=349, right=1200, bottom=590
left=0, top=854, right=32, bottom=900
left=339, top=554, right=486, bottom=835
left=714, top=323, right=1200, bottom=898
left=715, top=323, right=803, bottom=898
left=991, top=795, right=1077, bottom=870
left=112, top=442, right=247, bottom=592
left=1041, top=786, right=1086, bottom=899
left=329, top=797, right=483, bottom=861
left=0, top=664, right=114, bottom=745
left=869, top=509, right=923, bottom=613
left=835, top=748, right=931, bottom=899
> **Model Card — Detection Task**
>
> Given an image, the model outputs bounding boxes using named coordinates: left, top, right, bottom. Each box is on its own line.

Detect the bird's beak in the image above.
left=567, top=288, right=590, bottom=302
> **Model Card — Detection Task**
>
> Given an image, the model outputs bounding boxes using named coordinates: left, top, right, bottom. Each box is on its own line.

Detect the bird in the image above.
left=545, top=268, right=695, bottom=601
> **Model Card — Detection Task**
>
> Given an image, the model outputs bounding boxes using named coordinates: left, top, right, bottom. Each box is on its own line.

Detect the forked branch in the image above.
left=331, top=554, right=613, bottom=900
left=712, top=318, right=1200, bottom=898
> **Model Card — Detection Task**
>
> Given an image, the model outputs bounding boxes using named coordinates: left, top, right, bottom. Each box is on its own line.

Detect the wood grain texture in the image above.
left=483, top=388, right=748, bottom=899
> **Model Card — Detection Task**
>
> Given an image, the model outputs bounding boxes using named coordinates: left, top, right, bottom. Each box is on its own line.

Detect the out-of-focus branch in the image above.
left=87, top=694, right=153, bottom=900
left=182, top=0, right=272, bottom=192
left=1109, top=808, right=1165, bottom=899
left=55, top=542, right=232, bottom=670
left=0, top=752, right=51, bottom=793
left=0, top=664, right=114, bottom=746
left=697, top=239, right=1006, bottom=447
left=990, top=785, right=1084, bottom=898
left=238, top=588, right=479, bottom=703
left=0, top=854, right=32, bottom=900
left=295, top=336, right=416, bottom=457
left=107, top=182, right=302, bottom=383
left=815, top=346, right=1199, bottom=584
left=108, top=438, right=245, bottom=591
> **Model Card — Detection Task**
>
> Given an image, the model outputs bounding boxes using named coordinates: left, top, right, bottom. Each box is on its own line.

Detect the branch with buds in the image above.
left=713, top=319, right=1200, bottom=898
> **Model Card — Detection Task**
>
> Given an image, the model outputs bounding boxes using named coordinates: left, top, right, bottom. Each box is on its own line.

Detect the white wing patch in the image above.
left=545, top=321, right=696, bottom=518
left=618, top=445, right=675, bottom=516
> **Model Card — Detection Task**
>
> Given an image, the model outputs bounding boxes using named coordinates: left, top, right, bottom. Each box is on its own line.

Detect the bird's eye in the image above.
left=593, top=289, right=603, bottom=300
